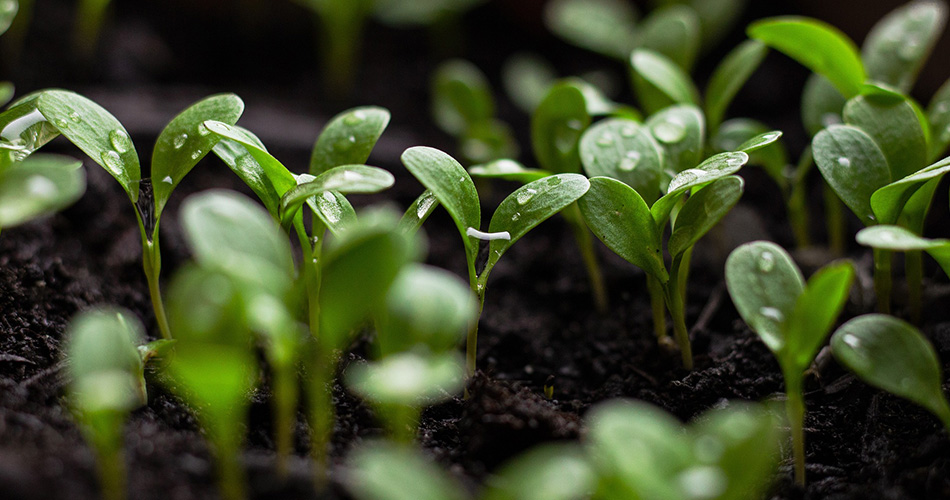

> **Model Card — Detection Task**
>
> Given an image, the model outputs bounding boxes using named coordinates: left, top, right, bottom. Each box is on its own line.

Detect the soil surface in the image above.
left=2, top=1, right=950, bottom=499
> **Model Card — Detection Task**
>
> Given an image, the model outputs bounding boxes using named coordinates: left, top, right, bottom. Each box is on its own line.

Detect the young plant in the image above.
left=0, top=153, right=85, bottom=235
left=400, top=146, right=590, bottom=378
left=830, top=314, right=950, bottom=432
left=856, top=225, right=950, bottom=281
left=65, top=308, right=147, bottom=500
left=725, top=241, right=854, bottom=485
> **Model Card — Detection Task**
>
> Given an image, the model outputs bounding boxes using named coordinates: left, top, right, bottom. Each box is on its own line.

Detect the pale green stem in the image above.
left=905, top=250, right=923, bottom=324
left=823, top=185, right=846, bottom=256
left=563, top=204, right=608, bottom=312
left=873, top=248, right=892, bottom=315
left=664, top=256, right=693, bottom=370
left=142, top=238, right=171, bottom=340
left=306, top=350, right=334, bottom=490
left=646, top=275, right=667, bottom=341
left=273, top=360, right=297, bottom=478
left=788, top=148, right=814, bottom=250
left=75, top=0, right=111, bottom=58
left=467, top=278, right=487, bottom=379
left=212, top=423, right=246, bottom=500
left=783, top=368, right=806, bottom=486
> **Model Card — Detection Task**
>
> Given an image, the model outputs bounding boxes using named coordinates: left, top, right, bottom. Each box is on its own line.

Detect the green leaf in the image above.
left=843, top=93, right=927, bottom=181
left=307, top=189, right=357, bottom=235
left=0, top=94, right=61, bottom=170
left=502, top=53, right=558, bottom=114
left=783, top=261, right=854, bottom=370
left=167, top=266, right=251, bottom=346
left=278, top=165, right=394, bottom=226
left=650, top=151, right=748, bottom=225
left=151, top=94, right=244, bottom=219
left=668, top=175, right=744, bottom=257
left=180, top=190, right=294, bottom=297
left=431, top=60, right=494, bottom=135
left=579, top=118, right=664, bottom=204
left=66, top=307, right=146, bottom=413
left=543, top=0, right=638, bottom=60
left=347, top=352, right=464, bottom=406
left=0, top=0, right=17, bottom=36
left=637, top=5, right=700, bottom=71
left=871, top=156, right=950, bottom=224
left=36, top=90, right=141, bottom=201
left=482, top=444, right=595, bottom=500
left=311, top=106, right=390, bottom=175
left=748, top=17, right=866, bottom=98
left=832, top=314, right=950, bottom=430
left=531, top=82, right=590, bottom=174
left=401, top=146, right=480, bottom=272
left=812, top=124, right=890, bottom=225
left=398, top=190, right=439, bottom=235
left=705, top=40, right=768, bottom=133
left=377, top=264, right=478, bottom=356
left=346, top=442, right=468, bottom=500
left=725, top=241, right=805, bottom=353
left=204, top=121, right=297, bottom=217
left=862, top=0, right=947, bottom=92
left=0, top=154, right=85, bottom=227
left=856, top=225, right=950, bottom=278
left=645, top=104, right=705, bottom=174
left=468, top=159, right=551, bottom=183
left=630, top=49, right=699, bottom=115
left=0, top=82, right=13, bottom=108
left=486, top=174, right=590, bottom=271
left=927, top=78, right=950, bottom=160
left=578, top=176, right=667, bottom=281
left=714, top=120, right=787, bottom=188
left=801, top=74, right=846, bottom=137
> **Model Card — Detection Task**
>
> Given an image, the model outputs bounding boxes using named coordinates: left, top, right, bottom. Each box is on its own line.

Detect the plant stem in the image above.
left=788, top=147, right=813, bottom=250
left=213, top=426, right=246, bottom=500
left=142, top=238, right=171, bottom=340
left=646, top=275, right=667, bottom=341
left=564, top=204, right=608, bottom=313
left=784, top=370, right=806, bottom=486
left=306, top=349, right=334, bottom=490
left=823, top=185, right=846, bottom=256
left=86, top=411, right=126, bottom=500
left=466, top=278, right=487, bottom=379
left=873, top=248, right=892, bottom=314
left=273, top=360, right=297, bottom=478
left=664, top=257, right=693, bottom=370
left=905, top=250, right=923, bottom=324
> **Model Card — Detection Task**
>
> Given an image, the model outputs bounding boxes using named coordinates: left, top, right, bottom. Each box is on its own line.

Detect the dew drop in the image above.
left=651, top=119, right=686, bottom=144
left=161, top=176, right=173, bottom=185
left=172, top=133, right=189, bottom=150
left=416, top=191, right=437, bottom=219
left=68, top=111, right=81, bottom=123
left=596, top=133, right=614, bottom=146
left=190, top=150, right=201, bottom=160
left=517, top=188, right=537, bottom=205
left=619, top=151, right=641, bottom=171
left=54, top=118, right=68, bottom=129
left=620, top=125, right=637, bottom=138
left=837, top=157, right=851, bottom=167
left=320, top=191, right=342, bottom=224
left=545, top=176, right=562, bottom=187
left=343, top=111, right=364, bottom=126
left=759, top=306, right=784, bottom=323
left=197, top=123, right=211, bottom=136
left=343, top=170, right=363, bottom=182
left=511, top=212, right=521, bottom=221
left=26, top=175, right=57, bottom=197
left=109, top=129, right=131, bottom=154
left=100, top=150, right=122, bottom=171
left=898, top=39, right=922, bottom=61
left=757, top=251, right=775, bottom=272
left=566, top=119, right=582, bottom=130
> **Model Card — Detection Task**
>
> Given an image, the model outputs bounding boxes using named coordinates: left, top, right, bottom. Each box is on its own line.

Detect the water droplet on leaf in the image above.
left=757, top=251, right=775, bottom=272
left=100, top=150, right=122, bottom=171
left=197, top=123, right=211, bottom=136
left=619, top=151, right=641, bottom=171
left=620, top=125, right=637, bottom=138
left=109, top=129, right=131, bottom=154
left=517, top=188, right=537, bottom=205
left=596, top=133, right=614, bottom=146
left=173, top=133, right=188, bottom=150
left=651, top=119, right=686, bottom=143
left=26, top=175, right=56, bottom=197
left=837, top=157, right=851, bottom=167
left=759, top=306, right=784, bottom=323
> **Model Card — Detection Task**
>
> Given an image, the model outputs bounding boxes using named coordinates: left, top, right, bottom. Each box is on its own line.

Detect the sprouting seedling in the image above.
left=831, top=314, right=950, bottom=432
left=0, top=154, right=85, bottom=236
left=178, top=189, right=299, bottom=476
left=725, top=241, right=854, bottom=485
left=578, top=148, right=755, bottom=369
left=164, top=265, right=258, bottom=500
left=0, top=90, right=246, bottom=340
left=585, top=399, right=781, bottom=500
left=401, top=146, right=590, bottom=378
left=65, top=307, right=147, bottom=500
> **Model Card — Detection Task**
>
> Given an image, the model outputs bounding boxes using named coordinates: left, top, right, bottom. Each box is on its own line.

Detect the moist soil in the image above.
left=3, top=1, right=950, bottom=499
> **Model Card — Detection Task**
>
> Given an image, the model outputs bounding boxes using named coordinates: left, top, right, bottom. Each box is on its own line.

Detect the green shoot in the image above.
left=0, top=154, right=85, bottom=232
left=346, top=441, right=469, bottom=500
left=831, top=314, right=950, bottom=432
left=65, top=308, right=146, bottom=500
left=725, top=241, right=854, bottom=485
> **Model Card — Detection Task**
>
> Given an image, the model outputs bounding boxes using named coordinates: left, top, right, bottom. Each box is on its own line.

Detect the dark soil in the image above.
left=2, top=0, right=950, bottom=499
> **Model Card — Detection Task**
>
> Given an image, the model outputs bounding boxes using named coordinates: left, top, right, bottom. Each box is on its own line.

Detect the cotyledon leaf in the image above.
left=871, top=156, right=950, bottom=225
left=398, top=190, right=439, bottom=235
left=279, top=165, right=394, bottom=226
left=812, top=124, right=890, bottom=225
left=636, top=5, right=700, bottom=71
left=36, top=90, right=141, bottom=202
left=468, top=159, right=551, bottom=184
left=310, top=106, right=390, bottom=175
left=668, top=175, right=744, bottom=257
left=630, top=49, right=699, bottom=115
left=927, top=78, right=950, bottom=161
left=783, top=261, right=854, bottom=370
left=579, top=118, right=664, bottom=205
left=857, top=225, right=950, bottom=278
left=432, top=60, right=494, bottom=136
left=650, top=151, right=748, bottom=225
left=531, top=82, right=590, bottom=174
left=862, top=0, right=947, bottom=93
left=543, top=0, right=638, bottom=60
left=645, top=104, right=704, bottom=174
left=801, top=74, right=847, bottom=137
left=843, top=93, right=926, bottom=181
left=705, top=39, right=768, bottom=133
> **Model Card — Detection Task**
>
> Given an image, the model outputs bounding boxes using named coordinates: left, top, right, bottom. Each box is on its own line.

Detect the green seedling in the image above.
left=400, top=146, right=590, bottom=378
left=725, top=241, right=854, bottom=485
left=831, top=314, right=950, bottom=432
left=164, top=265, right=257, bottom=500
left=0, top=154, right=85, bottom=234
left=65, top=308, right=146, bottom=500
left=857, top=225, right=950, bottom=280
left=0, top=90, right=246, bottom=340
left=578, top=146, right=758, bottom=368
left=346, top=441, right=469, bottom=500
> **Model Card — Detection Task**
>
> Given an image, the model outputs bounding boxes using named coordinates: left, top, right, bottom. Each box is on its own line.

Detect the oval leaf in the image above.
left=812, top=124, right=890, bottom=225
left=543, top=0, right=638, bottom=60
left=0, top=154, right=85, bottom=227
left=398, top=190, right=440, bottom=235
left=862, top=0, right=947, bottom=92
left=637, top=5, right=700, bottom=71
left=432, top=60, right=494, bottom=135
left=531, top=82, right=590, bottom=174
left=469, top=159, right=551, bottom=183
left=705, top=40, right=768, bottom=133
left=668, top=175, right=744, bottom=257
left=856, top=225, right=950, bottom=278
left=651, top=151, right=748, bottom=225
left=580, top=118, right=664, bottom=204
left=630, top=49, right=699, bottom=115
left=279, top=165, right=394, bottom=226
left=843, top=93, right=926, bottom=181
left=347, top=352, right=464, bottom=406
left=871, top=156, right=950, bottom=224
left=783, top=261, right=854, bottom=370
left=645, top=104, right=705, bottom=174
left=311, top=106, right=390, bottom=175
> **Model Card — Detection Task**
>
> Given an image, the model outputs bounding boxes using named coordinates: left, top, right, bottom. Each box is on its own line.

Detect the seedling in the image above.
left=857, top=225, right=950, bottom=280
left=831, top=314, right=950, bottom=432
left=725, top=241, right=854, bottom=485
left=346, top=441, right=469, bottom=500
left=0, top=154, right=85, bottom=234
left=400, top=146, right=590, bottom=378
left=65, top=308, right=146, bottom=500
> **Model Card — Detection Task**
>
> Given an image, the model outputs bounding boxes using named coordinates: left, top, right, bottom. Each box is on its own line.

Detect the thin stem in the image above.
left=214, top=427, right=246, bottom=500
left=142, top=238, right=171, bottom=340
left=466, top=277, right=487, bottom=378
left=273, top=360, right=297, bottom=478
left=664, top=256, right=693, bottom=370
left=86, top=411, right=126, bottom=500
left=823, top=184, right=846, bottom=256
left=646, top=275, right=667, bottom=341
left=564, top=204, right=608, bottom=313
left=784, top=370, right=806, bottom=486
left=788, top=147, right=814, bottom=250
left=873, top=248, right=892, bottom=314
left=306, top=349, right=334, bottom=490
left=905, top=250, right=923, bottom=324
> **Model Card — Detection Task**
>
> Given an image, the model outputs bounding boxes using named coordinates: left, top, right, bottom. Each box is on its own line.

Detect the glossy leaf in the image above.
left=531, top=82, right=590, bottom=174
left=432, top=60, right=494, bottom=135
left=801, top=74, right=846, bottom=137
left=748, top=17, right=866, bottom=98
left=279, top=165, right=394, bottom=225
left=401, top=146, right=480, bottom=270
left=843, top=93, right=926, bottom=181
left=856, top=225, right=950, bottom=278
left=346, top=442, right=468, bottom=500
left=832, top=314, right=950, bottom=429
left=482, top=444, right=595, bottom=500
left=871, top=156, right=950, bottom=224
left=486, top=173, right=590, bottom=270
left=578, top=176, right=667, bottom=281
left=398, top=190, right=439, bottom=235
left=637, top=5, right=700, bottom=71
left=783, top=261, right=854, bottom=369
left=651, top=152, right=748, bottom=225
left=927, top=77, right=950, bottom=160
left=668, top=175, right=744, bottom=257
left=646, top=104, right=705, bottom=174
left=862, top=0, right=947, bottom=92
left=347, top=352, right=464, bottom=406
left=579, top=118, right=664, bottom=204
left=714, top=121, right=787, bottom=187
left=468, top=159, right=551, bottom=183
left=705, top=40, right=768, bottom=132
left=0, top=154, right=85, bottom=227
left=151, top=94, right=244, bottom=218
left=0, top=95, right=65, bottom=170
left=812, top=125, right=890, bottom=225
left=36, top=90, right=141, bottom=201
left=311, top=106, right=390, bottom=175
left=543, top=0, right=638, bottom=60
left=630, top=49, right=699, bottom=115
left=307, top=189, right=358, bottom=235
left=725, top=241, right=805, bottom=352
